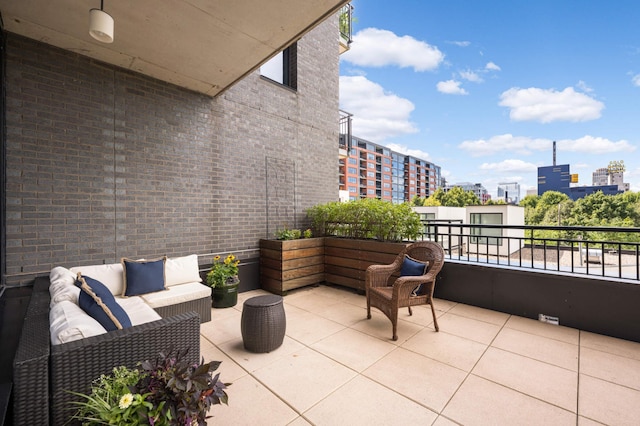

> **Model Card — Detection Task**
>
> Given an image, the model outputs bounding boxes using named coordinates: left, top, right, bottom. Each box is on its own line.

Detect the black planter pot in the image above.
left=212, top=281, right=239, bottom=308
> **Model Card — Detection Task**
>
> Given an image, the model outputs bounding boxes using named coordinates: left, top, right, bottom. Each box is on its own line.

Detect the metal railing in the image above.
left=339, top=109, right=353, bottom=152
left=339, top=3, right=354, bottom=45
left=421, top=220, right=640, bottom=281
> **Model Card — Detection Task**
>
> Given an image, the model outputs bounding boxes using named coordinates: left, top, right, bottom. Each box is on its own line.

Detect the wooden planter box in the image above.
left=324, top=238, right=408, bottom=292
left=260, top=237, right=325, bottom=295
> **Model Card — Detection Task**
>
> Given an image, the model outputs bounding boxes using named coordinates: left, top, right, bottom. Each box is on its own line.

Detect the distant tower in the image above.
left=553, top=141, right=556, bottom=166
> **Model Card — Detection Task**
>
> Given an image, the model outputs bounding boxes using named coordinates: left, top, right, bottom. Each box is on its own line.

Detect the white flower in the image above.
left=119, top=393, right=134, bottom=409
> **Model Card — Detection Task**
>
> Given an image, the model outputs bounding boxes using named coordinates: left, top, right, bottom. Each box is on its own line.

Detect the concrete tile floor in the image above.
left=201, top=285, right=640, bottom=426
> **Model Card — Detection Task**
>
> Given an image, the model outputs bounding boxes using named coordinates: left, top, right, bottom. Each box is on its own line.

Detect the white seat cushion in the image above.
left=49, top=266, right=80, bottom=306
left=116, top=296, right=162, bottom=325
left=141, top=282, right=211, bottom=309
left=165, top=254, right=202, bottom=287
left=70, top=263, right=124, bottom=296
left=50, top=300, right=107, bottom=345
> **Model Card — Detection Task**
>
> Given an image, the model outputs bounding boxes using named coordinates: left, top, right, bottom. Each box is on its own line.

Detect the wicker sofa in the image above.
left=13, top=255, right=210, bottom=426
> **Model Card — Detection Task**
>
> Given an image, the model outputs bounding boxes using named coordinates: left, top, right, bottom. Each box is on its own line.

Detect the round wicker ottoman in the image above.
left=241, top=295, right=286, bottom=353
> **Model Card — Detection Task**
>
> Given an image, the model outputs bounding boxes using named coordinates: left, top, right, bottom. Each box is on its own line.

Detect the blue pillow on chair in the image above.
left=122, top=257, right=167, bottom=296
left=400, top=255, right=429, bottom=296
left=75, top=273, right=132, bottom=331
left=400, top=255, right=428, bottom=277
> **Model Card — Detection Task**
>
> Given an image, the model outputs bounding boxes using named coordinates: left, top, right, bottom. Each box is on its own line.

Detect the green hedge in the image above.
left=306, top=199, right=421, bottom=242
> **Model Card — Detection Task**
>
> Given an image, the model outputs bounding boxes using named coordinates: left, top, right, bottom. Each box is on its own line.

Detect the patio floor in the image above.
left=200, top=285, right=640, bottom=426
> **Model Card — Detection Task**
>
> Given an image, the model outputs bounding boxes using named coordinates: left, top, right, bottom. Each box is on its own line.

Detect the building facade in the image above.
left=592, top=167, right=629, bottom=192
left=497, top=182, right=521, bottom=204
left=338, top=136, right=441, bottom=203
left=2, top=14, right=343, bottom=286
left=538, top=164, right=623, bottom=200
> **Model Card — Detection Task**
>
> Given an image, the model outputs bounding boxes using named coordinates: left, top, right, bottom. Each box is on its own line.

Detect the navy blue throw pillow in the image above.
left=400, top=255, right=428, bottom=277
left=400, top=255, right=429, bottom=296
left=75, top=273, right=132, bottom=331
left=122, top=257, right=166, bottom=296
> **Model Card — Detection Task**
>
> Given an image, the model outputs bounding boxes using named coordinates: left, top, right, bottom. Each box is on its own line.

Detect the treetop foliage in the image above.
left=519, top=190, right=640, bottom=227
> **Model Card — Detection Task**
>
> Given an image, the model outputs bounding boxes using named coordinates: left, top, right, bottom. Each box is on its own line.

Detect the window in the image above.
left=367, top=171, right=375, bottom=178
left=348, top=167, right=357, bottom=174
left=368, top=163, right=375, bottom=169
left=383, top=175, right=390, bottom=180
left=347, top=177, right=357, bottom=183
left=470, top=213, right=503, bottom=245
left=348, top=157, right=357, bottom=164
left=349, top=186, right=357, bottom=193
left=260, top=44, right=297, bottom=89
left=383, top=166, right=391, bottom=172
left=367, top=153, right=375, bottom=160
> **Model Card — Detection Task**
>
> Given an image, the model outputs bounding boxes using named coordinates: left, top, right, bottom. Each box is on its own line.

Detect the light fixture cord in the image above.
left=100, top=0, right=104, bottom=11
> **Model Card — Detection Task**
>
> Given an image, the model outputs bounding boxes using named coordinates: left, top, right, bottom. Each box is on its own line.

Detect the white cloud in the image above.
left=458, top=134, right=636, bottom=157
left=339, top=75, right=418, bottom=141
left=485, top=62, right=501, bottom=71
left=437, top=80, right=468, bottom=95
left=577, top=80, right=594, bottom=93
left=459, top=70, right=483, bottom=83
left=557, top=135, right=636, bottom=154
left=499, top=87, right=605, bottom=123
left=632, top=74, right=640, bottom=87
left=385, top=143, right=431, bottom=162
left=479, top=159, right=538, bottom=173
left=450, top=41, right=471, bottom=47
left=341, top=28, right=444, bottom=72
left=459, top=134, right=551, bottom=157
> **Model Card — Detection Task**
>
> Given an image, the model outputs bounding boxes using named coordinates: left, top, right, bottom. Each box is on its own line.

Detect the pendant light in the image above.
left=89, top=0, right=114, bottom=43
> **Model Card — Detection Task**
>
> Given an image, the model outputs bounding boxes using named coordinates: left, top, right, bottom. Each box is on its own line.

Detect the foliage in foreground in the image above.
left=70, top=349, right=230, bottom=426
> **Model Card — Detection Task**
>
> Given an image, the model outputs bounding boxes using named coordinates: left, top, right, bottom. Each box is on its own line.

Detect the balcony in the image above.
left=203, top=285, right=640, bottom=424
left=339, top=3, right=354, bottom=54
left=339, top=110, right=353, bottom=159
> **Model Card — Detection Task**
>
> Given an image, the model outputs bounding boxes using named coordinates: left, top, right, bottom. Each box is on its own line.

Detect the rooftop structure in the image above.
left=497, top=182, right=521, bottom=204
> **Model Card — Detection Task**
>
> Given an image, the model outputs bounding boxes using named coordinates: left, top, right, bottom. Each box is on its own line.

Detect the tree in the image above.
left=525, top=191, right=571, bottom=225
left=440, top=186, right=480, bottom=207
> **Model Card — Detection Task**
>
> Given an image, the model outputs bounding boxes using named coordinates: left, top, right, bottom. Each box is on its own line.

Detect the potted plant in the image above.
left=206, top=254, right=240, bottom=308
left=70, top=349, right=229, bottom=425
left=260, top=227, right=325, bottom=295
left=306, top=199, right=422, bottom=292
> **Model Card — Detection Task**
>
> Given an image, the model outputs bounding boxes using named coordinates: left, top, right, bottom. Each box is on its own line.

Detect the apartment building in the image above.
left=339, top=136, right=441, bottom=203
left=497, top=182, right=521, bottom=204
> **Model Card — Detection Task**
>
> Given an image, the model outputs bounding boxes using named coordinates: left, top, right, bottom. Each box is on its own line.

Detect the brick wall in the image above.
left=3, top=18, right=339, bottom=285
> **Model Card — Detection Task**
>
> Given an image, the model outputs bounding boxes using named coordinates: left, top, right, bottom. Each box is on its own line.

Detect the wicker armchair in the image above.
left=365, top=241, right=445, bottom=341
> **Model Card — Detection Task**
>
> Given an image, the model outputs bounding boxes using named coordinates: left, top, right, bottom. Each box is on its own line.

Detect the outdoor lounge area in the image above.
left=202, top=284, right=640, bottom=425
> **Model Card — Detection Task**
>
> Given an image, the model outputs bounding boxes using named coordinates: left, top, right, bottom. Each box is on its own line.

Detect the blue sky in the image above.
left=339, top=0, right=640, bottom=198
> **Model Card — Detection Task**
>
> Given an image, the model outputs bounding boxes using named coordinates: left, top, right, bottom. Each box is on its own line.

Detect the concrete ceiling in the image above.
left=1, top=0, right=349, bottom=96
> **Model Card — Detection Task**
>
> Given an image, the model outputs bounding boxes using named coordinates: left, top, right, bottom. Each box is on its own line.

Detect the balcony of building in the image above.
left=201, top=283, right=640, bottom=425
left=338, top=3, right=354, bottom=54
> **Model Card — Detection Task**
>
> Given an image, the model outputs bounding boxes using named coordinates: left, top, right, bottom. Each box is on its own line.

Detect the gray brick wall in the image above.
left=4, top=18, right=339, bottom=285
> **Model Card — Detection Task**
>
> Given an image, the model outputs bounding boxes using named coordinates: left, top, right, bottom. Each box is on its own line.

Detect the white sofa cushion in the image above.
left=50, top=300, right=107, bottom=345
left=141, top=282, right=211, bottom=309
left=117, top=296, right=162, bottom=325
left=49, top=266, right=79, bottom=306
left=70, top=263, right=124, bottom=296
left=165, top=254, right=202, bottom=287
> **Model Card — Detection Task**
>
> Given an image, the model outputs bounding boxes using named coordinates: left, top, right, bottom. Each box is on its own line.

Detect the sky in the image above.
left=339, top=0, right=640, bottom=199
